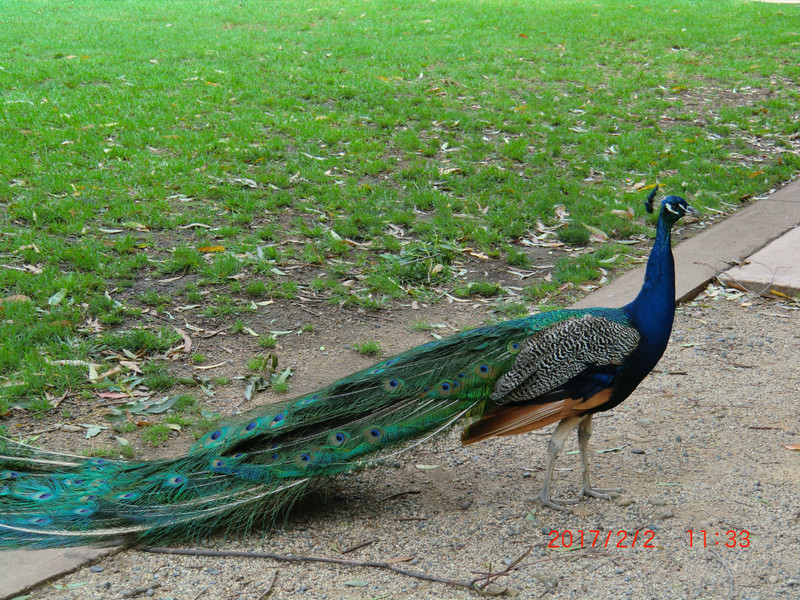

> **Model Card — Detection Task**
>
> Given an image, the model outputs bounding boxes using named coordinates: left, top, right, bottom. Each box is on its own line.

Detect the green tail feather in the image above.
left=0, top=308, right=626, bottom=548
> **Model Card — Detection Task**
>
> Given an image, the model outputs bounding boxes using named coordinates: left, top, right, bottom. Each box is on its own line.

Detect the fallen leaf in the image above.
left=0, top=294, right=31, bottom=305
left=84, top=425, right=104, bottom=439
left=95, top=366, right=122, bottom=381
left=179, top=222, right=213, bottom=229
left=106, top=395, right=182, bottom=418
left=230, top=177, right=258, bottom=188
left=97, top=392, right=130, bottom=400
left=611, top=207, right=635, bottom=220
left=385, top=556, right=414, bottom=564
left=583, top=223, right=608, bottom=242
left=194, top=361, right=228, bottom=370
left=175, top=327, right=192, bottom=354
left=595, top=446, right=626, bottom=454
left=48, top=288, right=67, bottom=306
left=119, top=360, right=143, bottom=374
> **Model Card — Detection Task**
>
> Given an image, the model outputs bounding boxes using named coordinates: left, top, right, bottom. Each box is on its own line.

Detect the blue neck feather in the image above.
left=623, top=211, right=676, bottom=370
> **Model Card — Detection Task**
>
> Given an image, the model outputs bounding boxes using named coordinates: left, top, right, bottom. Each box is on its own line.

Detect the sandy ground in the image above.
left=13, top=292, right=800, bottom=600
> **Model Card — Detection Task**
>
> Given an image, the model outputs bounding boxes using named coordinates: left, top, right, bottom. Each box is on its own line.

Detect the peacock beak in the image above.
left=684, top=205, right=700, bottom=217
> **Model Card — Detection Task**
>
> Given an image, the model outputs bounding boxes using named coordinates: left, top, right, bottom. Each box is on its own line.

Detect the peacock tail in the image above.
left=1, top=307, right=626, bottom=548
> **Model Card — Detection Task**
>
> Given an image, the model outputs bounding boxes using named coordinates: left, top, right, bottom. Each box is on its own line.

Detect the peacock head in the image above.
left=645, top=185, right=699, bottom=224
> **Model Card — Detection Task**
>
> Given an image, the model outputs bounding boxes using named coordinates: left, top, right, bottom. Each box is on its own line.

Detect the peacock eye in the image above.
left=440, top=382, right=451, bottom=392
left=299, top=393, right=320, bottom=405
left=272, top=413, right=284, bottom=424
left=210, top=430, right=222, bottom=441
left=479, top=365, right=489, bottom=373
left=245, top=421, right=257, bottom=431
left=335, top=433, right=345, bottom=442
left=370, top=429, right=381, bottom=437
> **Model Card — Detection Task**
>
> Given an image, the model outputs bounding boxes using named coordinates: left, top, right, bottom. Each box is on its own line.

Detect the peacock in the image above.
left=0, top=190, right=697, bottom=548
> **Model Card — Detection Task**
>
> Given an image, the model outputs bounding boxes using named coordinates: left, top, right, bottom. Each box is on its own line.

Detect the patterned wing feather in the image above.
left=490, top=314, right=640, bottom=406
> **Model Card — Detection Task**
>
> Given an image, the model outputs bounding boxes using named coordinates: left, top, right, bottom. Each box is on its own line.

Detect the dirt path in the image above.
left=21, top=291, right=800, bottom=600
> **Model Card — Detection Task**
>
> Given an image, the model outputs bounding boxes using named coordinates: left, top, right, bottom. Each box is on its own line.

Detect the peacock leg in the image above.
left=537, top=417, right=581, bottom=512
left=576, top=415, right=621, bottom=500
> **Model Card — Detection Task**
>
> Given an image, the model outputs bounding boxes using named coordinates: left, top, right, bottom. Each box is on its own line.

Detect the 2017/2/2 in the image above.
left=547, top=529, right=655, bottom=549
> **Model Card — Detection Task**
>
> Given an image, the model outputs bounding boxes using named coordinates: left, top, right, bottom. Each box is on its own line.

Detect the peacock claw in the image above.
left=540, top=486, right=622, bottom=510
left=552, top=496, right=581, bottom=505
left=582, top=486, right=622, bottom=500
left=538, top=493, right=574, bottom=512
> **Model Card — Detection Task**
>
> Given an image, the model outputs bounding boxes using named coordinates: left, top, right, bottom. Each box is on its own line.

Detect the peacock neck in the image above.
left=624, top=214, right=676, bottom=366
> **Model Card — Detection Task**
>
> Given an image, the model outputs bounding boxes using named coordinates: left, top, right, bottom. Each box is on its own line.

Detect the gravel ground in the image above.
left=17, top=293, right=800, bottom=600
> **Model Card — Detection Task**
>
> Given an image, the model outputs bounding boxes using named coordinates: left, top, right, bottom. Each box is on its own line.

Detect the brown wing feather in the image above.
left=461, top=388, right=611, bottom=445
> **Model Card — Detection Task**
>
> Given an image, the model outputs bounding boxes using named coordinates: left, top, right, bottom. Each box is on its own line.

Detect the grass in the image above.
left=258, top=336, right=278, bottom=349
left=354, top=341, right=382, bottom=357
left=1, top=0, right=799, bottom=418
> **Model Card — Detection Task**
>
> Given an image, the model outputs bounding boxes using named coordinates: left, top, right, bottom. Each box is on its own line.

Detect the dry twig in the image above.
left=341, top=537, right=379, bottom=554
left=709, top=548, right=735, bottom=597
left=255, top=570, right=278, bottom=599
left=470, top=545, right=534, bottom=589
left=144, top=547, right=477, bottom=593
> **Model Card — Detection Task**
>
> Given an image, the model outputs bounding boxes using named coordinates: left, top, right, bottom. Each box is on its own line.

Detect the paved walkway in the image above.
left=1, top=179, right=799, bottom=600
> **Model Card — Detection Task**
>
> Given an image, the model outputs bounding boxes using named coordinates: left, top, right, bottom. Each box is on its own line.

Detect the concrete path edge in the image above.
left=0, top=547, right=119, bottom=600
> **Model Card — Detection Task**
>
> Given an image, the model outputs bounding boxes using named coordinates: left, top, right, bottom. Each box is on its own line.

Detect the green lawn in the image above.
left=1, top=0, right=798, bottom=425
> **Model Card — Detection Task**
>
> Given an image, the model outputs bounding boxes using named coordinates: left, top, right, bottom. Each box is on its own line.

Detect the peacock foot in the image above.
left=540, top=486, right=622, bottom=510
left=537, top=492, right=576, bottom=512
left=580, top=485, right=622, bottom=501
